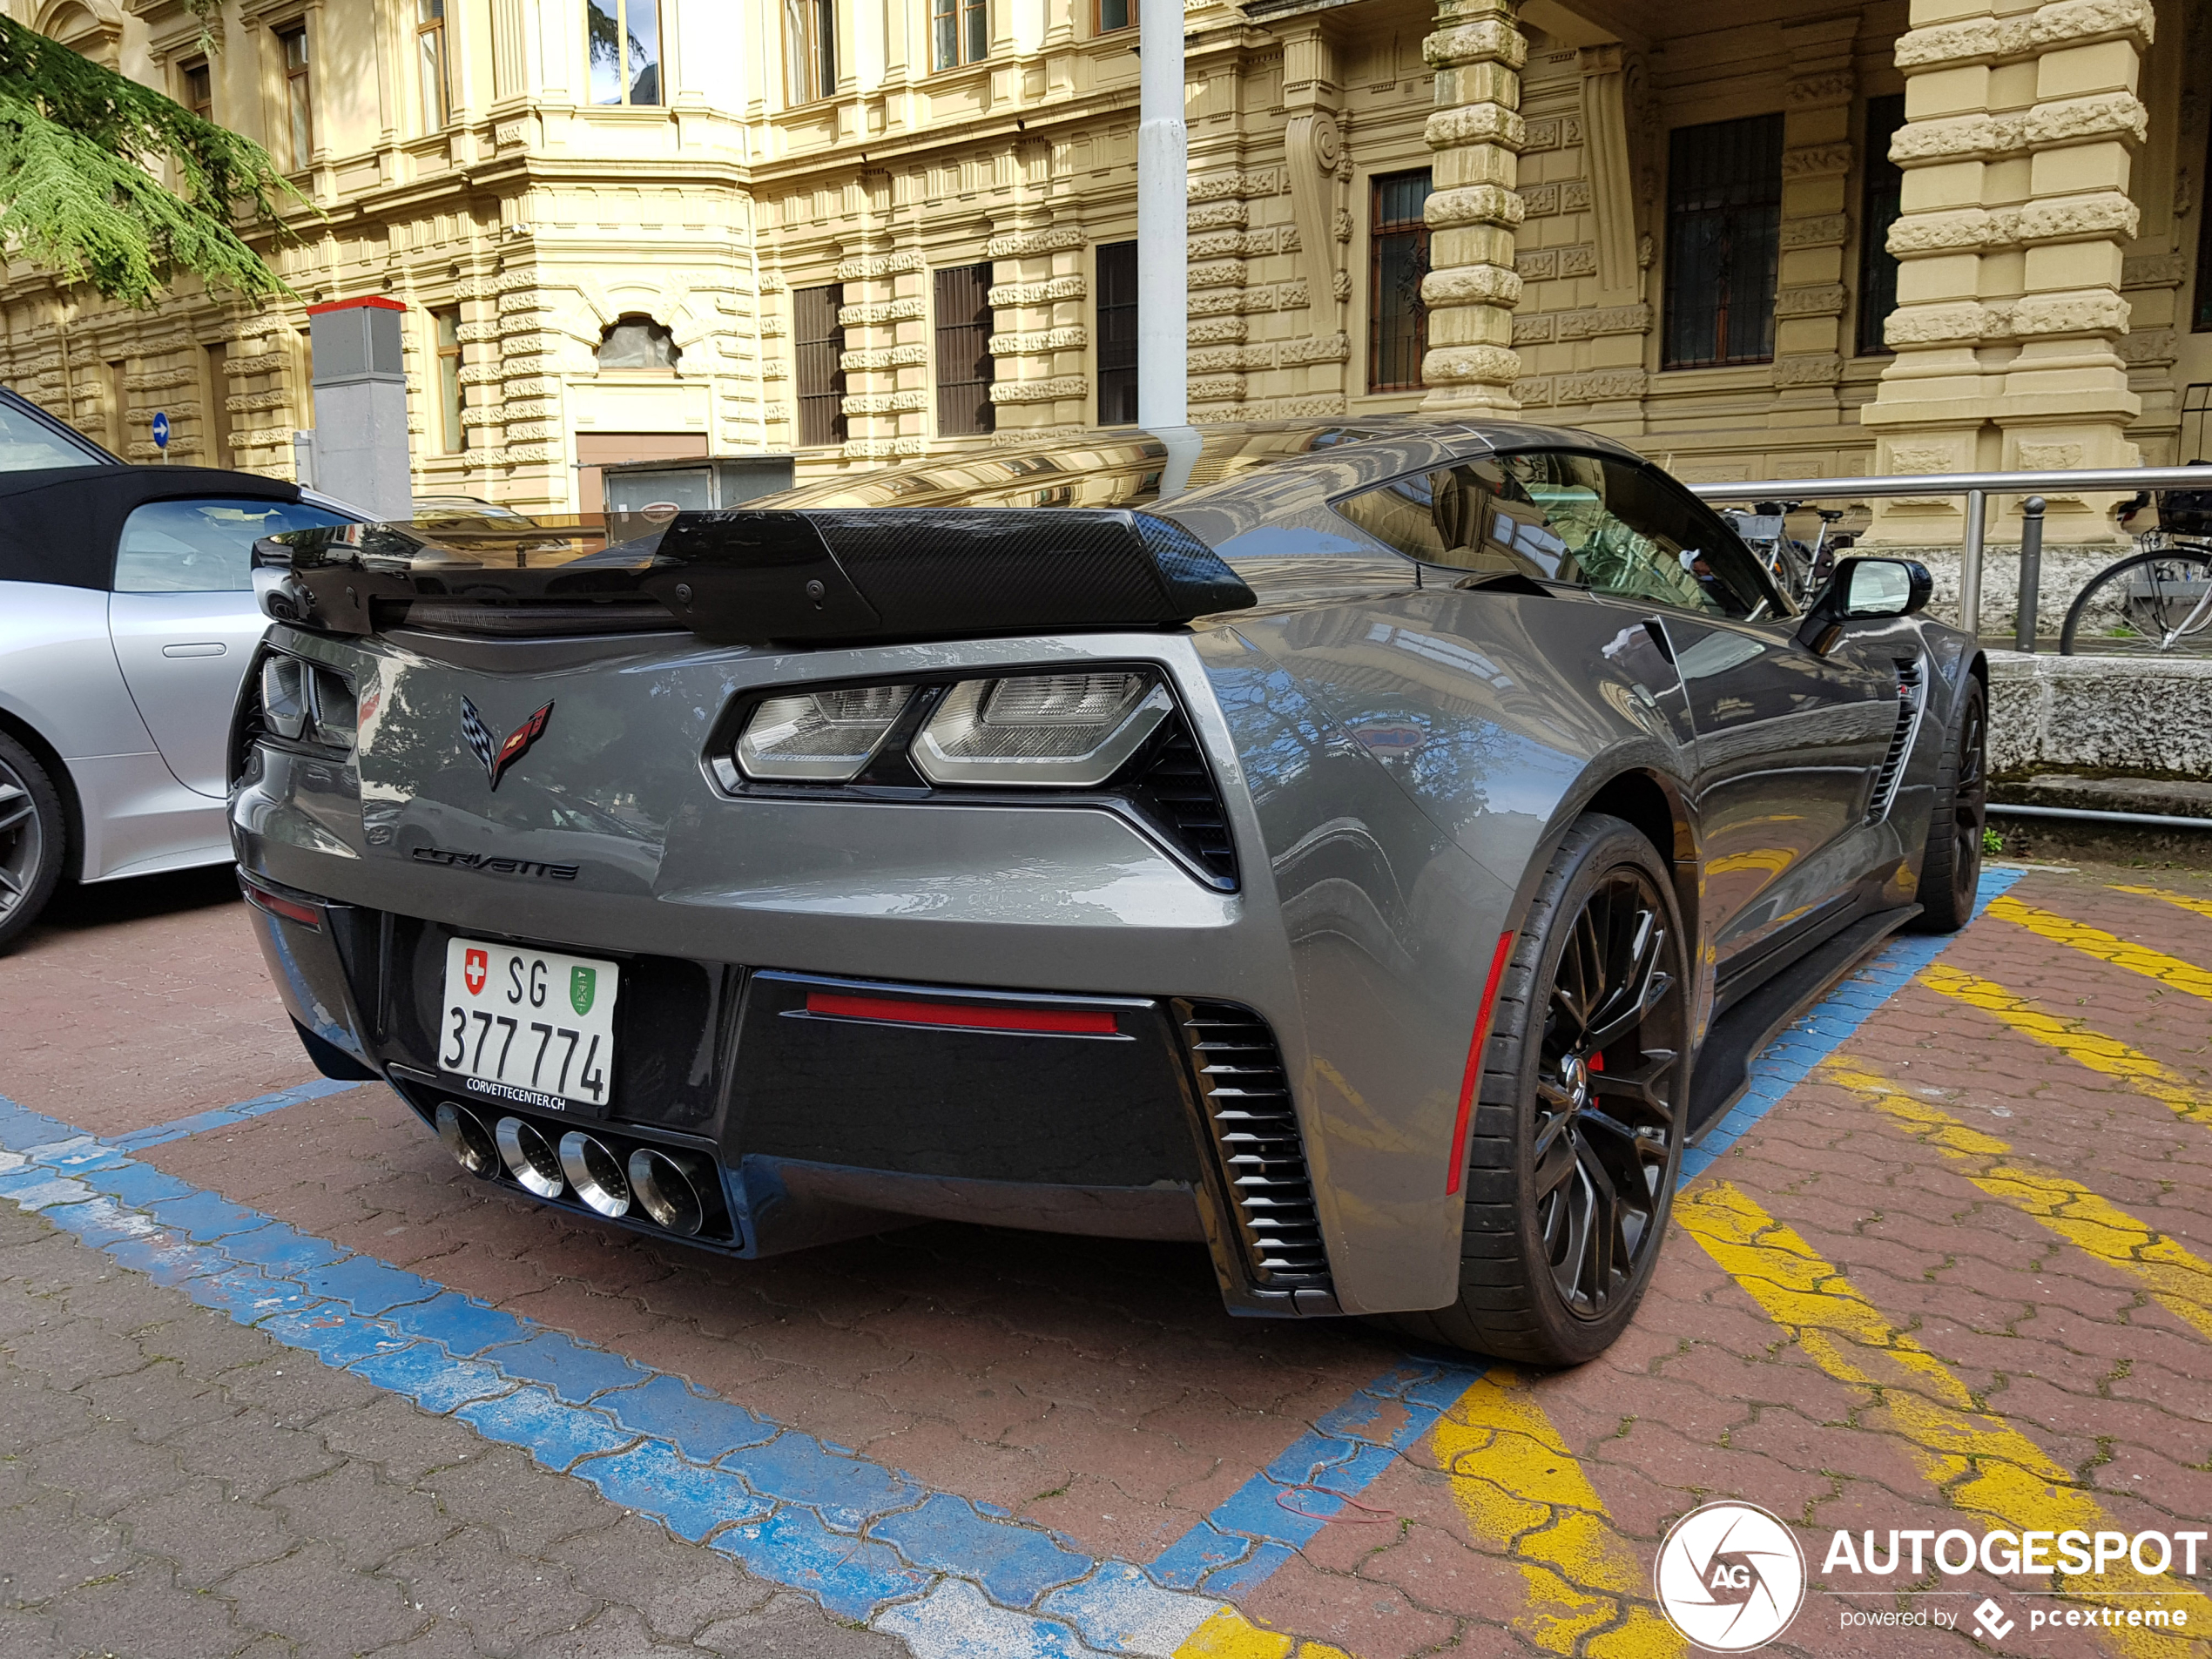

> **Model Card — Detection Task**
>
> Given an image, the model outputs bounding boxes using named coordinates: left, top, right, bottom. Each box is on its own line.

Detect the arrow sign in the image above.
left=150, top=411, right=169, bottom=450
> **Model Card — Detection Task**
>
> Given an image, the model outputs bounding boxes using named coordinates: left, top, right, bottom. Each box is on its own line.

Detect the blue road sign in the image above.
left=151, top=411, right=170, bottom=450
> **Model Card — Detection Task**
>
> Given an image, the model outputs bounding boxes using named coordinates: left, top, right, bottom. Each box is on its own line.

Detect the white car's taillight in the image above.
left=912, top=671, right=1171, bottom=787
left=737, top=685, right=915, bottom=781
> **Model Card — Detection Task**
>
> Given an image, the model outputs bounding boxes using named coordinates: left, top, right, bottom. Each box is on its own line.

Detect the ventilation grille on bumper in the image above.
left=1121, top=718, right=1240, bottom=889
left=1865, top=658, right=1925, bottom=823
left=1177, top=1001, right=1331, bottom=1290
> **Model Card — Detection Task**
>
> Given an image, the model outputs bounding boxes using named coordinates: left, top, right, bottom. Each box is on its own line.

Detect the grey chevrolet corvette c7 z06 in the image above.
left=230, top=421, right=1986, bottom=1364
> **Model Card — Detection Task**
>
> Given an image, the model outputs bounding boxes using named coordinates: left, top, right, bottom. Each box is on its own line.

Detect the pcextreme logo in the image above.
left=1655, top=1501, right=1807, bottom=1651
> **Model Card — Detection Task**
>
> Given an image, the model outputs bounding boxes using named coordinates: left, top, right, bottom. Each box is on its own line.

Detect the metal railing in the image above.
left=1685, top=464, right=2212, bottom=637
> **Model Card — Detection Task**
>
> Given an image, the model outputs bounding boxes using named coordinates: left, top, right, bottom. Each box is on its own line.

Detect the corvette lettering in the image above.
left=409, top=846, right=578, bottom=880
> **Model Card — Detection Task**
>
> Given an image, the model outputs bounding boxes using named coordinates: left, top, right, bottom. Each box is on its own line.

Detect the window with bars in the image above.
left=277, top=24, right=312, bottom=171
left=588, top=0, right=661, bottom=105
left=794, top=285, right=847, bottom=448
left=1662, top=113, right=1784, bottom=369
left=931, top=0, right=988, bottom=69
left=1096, top=0, right=1131, bottom=30
left=1857, top=95, right=1907, bottom=355
left=934, top=265, right=995, bottom=437
left=1096, top=240, right=1138, bottom=426
left=418, top=1, right=451, bottom=130
left=1369, top=169, right=1433, bottom=393
left=435, top=309, right=466, bottom=454
left=181, top=57, right=212, bottom=120
left=785, top=0, right=838, bottom=104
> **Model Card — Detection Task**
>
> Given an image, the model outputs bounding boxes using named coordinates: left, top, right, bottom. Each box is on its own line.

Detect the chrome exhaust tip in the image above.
left=628, top=1146, right=713, bottom=1237
left=558, top=1130, right=631, bottom=1217
left=435, top=1102, right=499, bottom=1178
left=495, top=1115, right=564, bottom=1197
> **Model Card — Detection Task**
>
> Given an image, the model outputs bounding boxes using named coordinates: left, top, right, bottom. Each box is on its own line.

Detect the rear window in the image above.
left=115, top=497, right=354, bottom=592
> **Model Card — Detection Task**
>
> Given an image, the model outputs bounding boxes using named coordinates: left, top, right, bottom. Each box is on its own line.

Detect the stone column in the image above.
left=1770, top=18, right=1858, bottom=421
left=1418, top=0, right=1526, bottom=414
left=1861, top=0, right=2152, bottom=543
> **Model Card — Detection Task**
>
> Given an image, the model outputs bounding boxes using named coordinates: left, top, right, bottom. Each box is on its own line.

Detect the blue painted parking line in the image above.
left=0, top=864, right=2029, bottom=1649
left=0, top=1107, right=1255, bottom=1655
left=111, top=1077, right=360, bottom=1153
left=1681, top=863, right=2025, bottom=1180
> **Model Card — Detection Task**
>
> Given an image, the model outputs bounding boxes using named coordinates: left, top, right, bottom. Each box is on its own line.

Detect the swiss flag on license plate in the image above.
left=464, top=948, right=488, bottom=996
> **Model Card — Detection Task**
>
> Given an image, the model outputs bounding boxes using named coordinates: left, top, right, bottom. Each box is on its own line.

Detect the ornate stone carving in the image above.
left=1189, top=170, right=1280, bottom=201
left=2010, top=291, right=2132, bottom=335
left=2115, top=327, right=2176, bottom=363
left=1774, top=284, right=1848, bottom=318
left=1511, top=376, right=1554, bottom=404
left=1772, top=353, right=1844, bottom=386
left=1895, top=0, right=2153, bottom=69
left=1188, top=317, right=1247, bottom=344
left=1418, top=0, right=1527, bottom=412
left=2121, top=253, right=2189, bottom=288
left=841, top=344, right=928, bottom=369
left=988, top=276, right=1086, bottom=306
left=1556, top=368, right=1647, bottom=401
left=1554, top=303, right=1651, bottom=338
left=1781, top=144, right=1853, bottom=177
left=1280, top=332, right=1352, bottom=365
left=1556, top=244, right=1597, bottom=277
left=1560, top=180, right=1592, bottom=212
left=833, top=251, right=925, bottom=280
left=1514, top=249, right=1559, bottom=280
left=1426, top=264, right=1522, bottom=305
left=983, top=226, right=1084, bottom=258
left=1787, top=70, right=1855, bottom=107
left=838, top=298, right=925, bottom=325
left=1188, top=201, right=1247, bottom=231
left=1189, top=375, right=1245, bottom=401
left=1520, top=183, right=1560, bottom=216
left=1780, top=213, right=1850, bottom=249
left=989, top=375, right=1088, bottom=404
left=2015, top=193, right=2140, bottom=243
left=2023, top=92, right=2148, bottom=148
left=1511, top=314, right=1553, bottom=343
left=840, top=389, right=927, bottom=414
left=1188, top=260, right=1247, bottom=289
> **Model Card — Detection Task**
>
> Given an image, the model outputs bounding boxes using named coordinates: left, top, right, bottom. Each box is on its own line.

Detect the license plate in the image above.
left=439, top=938, right=620, bottom=1114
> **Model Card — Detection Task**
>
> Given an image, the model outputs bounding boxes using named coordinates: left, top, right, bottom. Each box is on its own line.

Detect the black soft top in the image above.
left=0, top=465, right=304, bottom=590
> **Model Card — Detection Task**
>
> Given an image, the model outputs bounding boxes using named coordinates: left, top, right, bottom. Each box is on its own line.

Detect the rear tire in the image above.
left=0, top=732, right=64, bottom=954
left=1385, top=814, right=1689, bottom=1366
left=1908, top=677, right=1986, bottom=934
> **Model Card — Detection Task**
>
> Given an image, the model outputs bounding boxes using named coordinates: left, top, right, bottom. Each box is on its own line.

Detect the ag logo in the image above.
left=1654, top=1501, right=1806, bottom=1651
left=570, top=966, right=597, bottom=1016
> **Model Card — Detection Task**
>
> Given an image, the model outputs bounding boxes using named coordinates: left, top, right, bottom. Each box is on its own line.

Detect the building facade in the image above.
left=5, top=0, right=2208, bottom=544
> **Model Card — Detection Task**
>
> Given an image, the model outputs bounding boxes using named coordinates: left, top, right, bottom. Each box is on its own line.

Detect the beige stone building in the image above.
left=5, top=0, right=2207, bottom=544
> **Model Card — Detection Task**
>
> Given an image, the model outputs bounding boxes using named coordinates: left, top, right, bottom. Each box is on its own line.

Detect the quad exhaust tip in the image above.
left=558, top=1130, right=631, bottom=1218
left=435, top=1102, right=499, bottom=1178
left=628, top=1146, right=712, bottom=1236
left=495, top=1115, right=564, bottom=1198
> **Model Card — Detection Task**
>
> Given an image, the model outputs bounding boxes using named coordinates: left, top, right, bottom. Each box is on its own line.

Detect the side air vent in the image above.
left=1176, top=1001, right=1332, bottom=1293
left=1866, top=658, right=1925, bottom=823
left=1118, top=717, right=1240, bottom=890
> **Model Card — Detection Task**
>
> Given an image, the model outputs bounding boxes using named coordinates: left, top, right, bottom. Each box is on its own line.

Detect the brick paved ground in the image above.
left=4, top=859, right=2211, bottom=1657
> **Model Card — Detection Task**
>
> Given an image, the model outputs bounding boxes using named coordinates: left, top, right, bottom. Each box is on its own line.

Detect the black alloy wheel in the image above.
left=1386, top=813, right=1689, bottom=1366
left=1532, top=865, right=1683, bottom=1321
left=1908, top=676, right=1985, bottom=934
left=0, top=731, right=64, bottom=954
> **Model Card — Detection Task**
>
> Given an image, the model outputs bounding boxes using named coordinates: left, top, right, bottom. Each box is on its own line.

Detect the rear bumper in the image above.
left=237, top=873, right=1340, bottom=1319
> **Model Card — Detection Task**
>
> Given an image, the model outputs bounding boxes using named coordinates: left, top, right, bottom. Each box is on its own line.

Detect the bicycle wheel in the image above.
left=2059, top=545, right=2212, bottom=656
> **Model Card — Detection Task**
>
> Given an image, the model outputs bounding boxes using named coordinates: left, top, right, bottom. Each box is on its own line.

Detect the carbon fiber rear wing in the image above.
left=253, top=508, right=1254, bottom=644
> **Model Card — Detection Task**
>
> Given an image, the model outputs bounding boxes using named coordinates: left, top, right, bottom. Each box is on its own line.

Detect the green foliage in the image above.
left=1983, top=826, right=2005, bottom=855
left=0, top=17, right=304, bottom=308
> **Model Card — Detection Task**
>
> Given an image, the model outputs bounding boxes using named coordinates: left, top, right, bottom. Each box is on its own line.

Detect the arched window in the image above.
left=596, top=315, right=680, bottom=371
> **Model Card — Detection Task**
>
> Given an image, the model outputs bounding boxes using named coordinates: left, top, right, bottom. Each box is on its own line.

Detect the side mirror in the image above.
left=1796, top=557, right=1932, bottom=654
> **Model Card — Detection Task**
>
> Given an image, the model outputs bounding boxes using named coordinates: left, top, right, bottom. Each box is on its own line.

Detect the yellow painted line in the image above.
left=2112, top=884, right=2212, bottom=924
left=1432, top=1371, right=1684, bottom=1657
left=1824, top=1059, right=2212, bottom=1340
left=1987, top=894, right=2212, bottom=1002
left=1173, top=1608, right=1295, bottom=1659
left=1918, top=964, right=2212, bottom=1128
left=1677, top=1183, right=2209, bottom=1656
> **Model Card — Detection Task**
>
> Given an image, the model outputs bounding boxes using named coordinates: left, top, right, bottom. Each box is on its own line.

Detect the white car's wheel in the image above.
left=0, top=732, right=64, bottom=954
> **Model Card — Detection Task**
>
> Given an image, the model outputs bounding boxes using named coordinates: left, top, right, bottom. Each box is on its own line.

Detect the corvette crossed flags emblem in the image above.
left=459, top=696, right=554, bottom=790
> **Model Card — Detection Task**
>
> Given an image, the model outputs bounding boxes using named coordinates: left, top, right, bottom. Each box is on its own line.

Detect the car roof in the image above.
left=749, top=417, right=1648, bottom=526
left=0, top=464, right=304, bottom=590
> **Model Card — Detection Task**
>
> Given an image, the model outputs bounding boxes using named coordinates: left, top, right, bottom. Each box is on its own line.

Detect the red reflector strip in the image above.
left=1445, top=931, right=1517, bottom=1197
left=805, top=992, right=1117, bottom=1036
left=245, top=886, right=322, bottom=930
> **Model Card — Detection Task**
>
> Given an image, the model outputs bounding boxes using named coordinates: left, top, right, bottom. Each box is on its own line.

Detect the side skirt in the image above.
left=1685, top=902, right=1922, bottom=1142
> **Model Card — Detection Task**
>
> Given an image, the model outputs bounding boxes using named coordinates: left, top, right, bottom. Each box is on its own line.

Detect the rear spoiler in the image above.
left=254, top=508, right=1255, bottom=644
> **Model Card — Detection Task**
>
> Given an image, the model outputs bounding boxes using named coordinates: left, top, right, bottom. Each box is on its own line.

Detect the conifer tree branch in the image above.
left=0, top=17, right=308, bottom=308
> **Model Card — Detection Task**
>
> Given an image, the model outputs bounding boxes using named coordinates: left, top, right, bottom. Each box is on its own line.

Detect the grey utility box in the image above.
left=601, top=455, right=796, bottom=515
left=307, top=297, right=412, bottom=520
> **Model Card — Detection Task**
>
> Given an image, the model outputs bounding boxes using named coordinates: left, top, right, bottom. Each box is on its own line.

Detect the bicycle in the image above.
left=2057, top=472, right=2212, bottom=657
left=1720, top=499, right=1852, bottom=608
